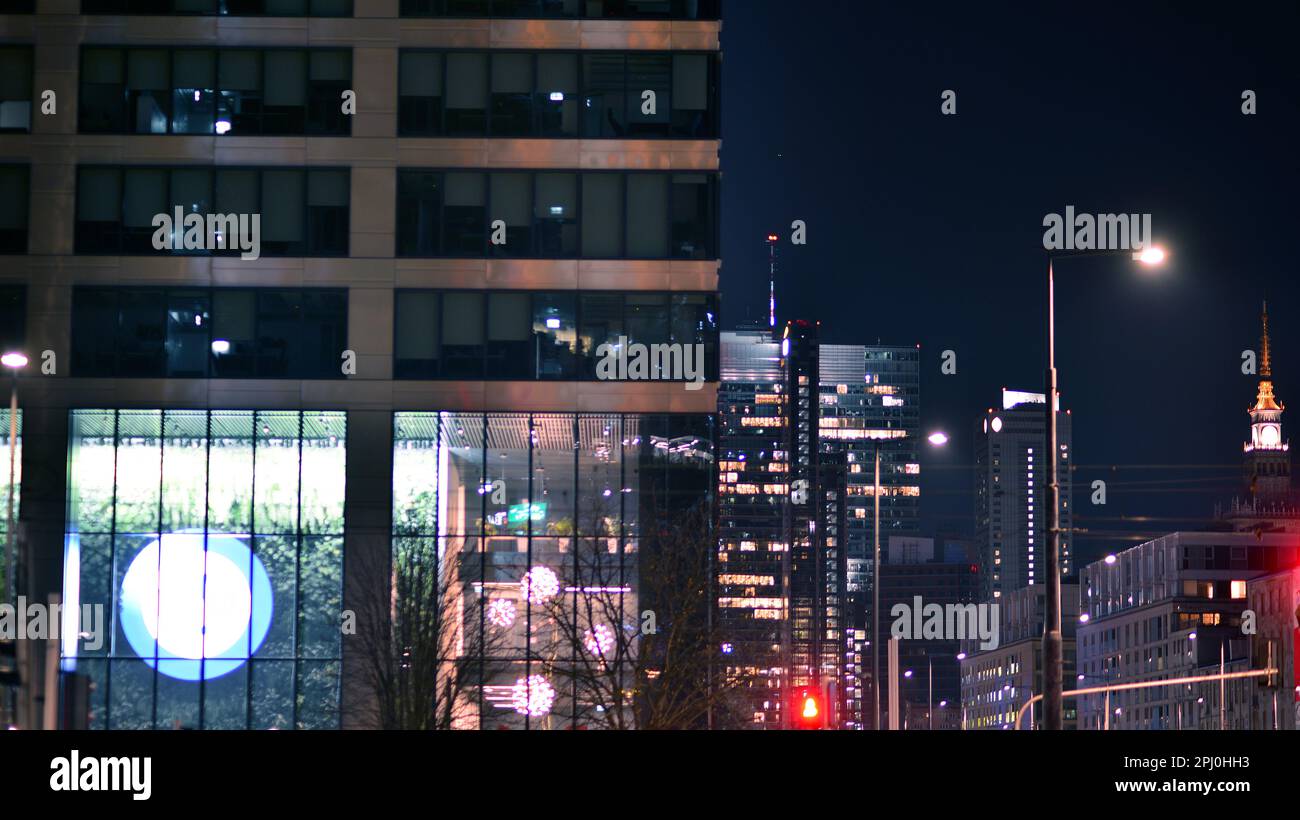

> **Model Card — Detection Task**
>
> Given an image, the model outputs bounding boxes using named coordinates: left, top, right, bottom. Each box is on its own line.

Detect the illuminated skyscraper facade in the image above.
left=974, top=390, right=1073, bottom=602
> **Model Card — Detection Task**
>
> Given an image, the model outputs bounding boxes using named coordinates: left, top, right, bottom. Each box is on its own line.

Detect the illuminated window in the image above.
left=61, top=409, right=346, bottom=729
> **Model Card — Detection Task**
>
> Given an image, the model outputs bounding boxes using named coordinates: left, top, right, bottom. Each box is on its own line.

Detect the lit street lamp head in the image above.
left=927, top=431, right=949, bottom=446
left=1133, top=246, right=1167, bottom=266
left=0, top=352, right=27, bottom=369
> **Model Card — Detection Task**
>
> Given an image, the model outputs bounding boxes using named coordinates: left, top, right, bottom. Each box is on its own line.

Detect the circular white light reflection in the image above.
left=119, top=532, right=272, bottom=681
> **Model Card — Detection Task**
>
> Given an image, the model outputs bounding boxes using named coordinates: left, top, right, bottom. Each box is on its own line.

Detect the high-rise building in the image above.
left=818, top=345, right=921, bottom=596
left=974, top=389, right=1073, bottom=601
left=717, top=328, right=787, bottom=727
left=1, top=0, right=721, bottom=730
left=959, top=582, right=1078, bottom=730
left=782, top=321, right=850, bottom=726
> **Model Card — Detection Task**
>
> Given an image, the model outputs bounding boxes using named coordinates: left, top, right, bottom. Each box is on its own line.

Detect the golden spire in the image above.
left=1261, top=300, right=1272, bottom=378
left=1253, top=300, right=1282, bottom=412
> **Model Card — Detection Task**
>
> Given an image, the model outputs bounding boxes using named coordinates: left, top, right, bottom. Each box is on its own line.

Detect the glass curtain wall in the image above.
left=392, top=411, right=712, bottom=729
left=61, top=409, right=346, bottom=729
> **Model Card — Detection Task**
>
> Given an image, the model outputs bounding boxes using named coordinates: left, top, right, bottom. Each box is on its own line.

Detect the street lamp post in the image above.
left=1043, top=247, right=1165, bottom=730
left=1, top=352, right=25, bottom=609
left=873, top=430, right=948, bottom=730
left=1, top=351, right=25, bottom=729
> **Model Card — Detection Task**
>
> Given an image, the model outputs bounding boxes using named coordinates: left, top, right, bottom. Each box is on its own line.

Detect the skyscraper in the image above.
left=974, top=389, right=1073, bottom=601
left=718, top=327, right=787, bottom=727
left=2, top=0, right=721, bottom=730
left=818, top=344, right=921, bottom=595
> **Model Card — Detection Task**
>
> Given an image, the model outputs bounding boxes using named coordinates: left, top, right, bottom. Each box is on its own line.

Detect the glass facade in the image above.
left=399, top=0, right=720, bottom=18
left=71, top=287, right=348, bottom=379
left=0, top=47, right=32, bottom=133
left=397, top=170, right=718, bottom=259
left=399, top=50, right=718, bottom=139
left=393, top=289, right=717, bottom=380
left=391, top=411, right=712, bottom=728
left=61, top=409, right=346, bottom=729
left=82, top=0, right=353, bottom=14
left=79, top=47, right=351, bottom=136
left=75, top=166, right=349, bottom=256
left=0, top=166, right=29, bottom=254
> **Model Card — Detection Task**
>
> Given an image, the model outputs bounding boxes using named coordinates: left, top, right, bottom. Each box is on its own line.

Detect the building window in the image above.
left=0, top=166, right=29, bottom=254
left=61, top=409, right=346, bottom=729
left=399, top=50, right=717, bottom=139
left=74, top=166, right=349, bottom=256
left=81, top=0, right=352, bottom=15
left=79, top=47, right=351, bottom=135
left=394, top=289, right=717, bottom=381
left=0, top=47, right=32, bottom=132
left=390, top=411, right=713, bottom=729
left=397, top=170, right=717, bottom=259
left=398, top=0, right=719, bottom=18
left=71, top=287, right=348, bottom=379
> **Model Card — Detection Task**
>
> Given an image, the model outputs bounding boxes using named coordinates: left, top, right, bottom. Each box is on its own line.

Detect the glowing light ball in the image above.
left=510, top=675, right=556, bottom=717
left=584, top=623, right=615, bottom=656
left=487, top=598, right=517, bottom=629
left=520, top=566, right=560, bottom=604
left=118, top=532, right=272, bottom=681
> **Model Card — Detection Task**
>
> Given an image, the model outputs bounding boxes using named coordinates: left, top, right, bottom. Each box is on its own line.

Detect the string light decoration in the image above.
left=584, top=623, right=616, bottom=657
left=520, top=566, right=560, bottom=603
left=486, top=598, right=516, bottom=629
left=510, top=675, right=556, bottom=717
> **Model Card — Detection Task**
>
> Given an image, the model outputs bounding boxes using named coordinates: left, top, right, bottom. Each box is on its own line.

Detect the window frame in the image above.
left=398, top=48, right=718, bottom=140
left=395, top=168, right=717, bottom=260
left=392, top=287, right=718, bottom=382
left=77, top=45, right=353, bottom=136
left=74, top=165, right=350, bottom=257
left=70, top=285, right=350, bottom=380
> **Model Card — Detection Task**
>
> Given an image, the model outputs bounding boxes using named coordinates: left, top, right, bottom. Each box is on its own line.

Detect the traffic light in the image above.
left=794, top=686, right=825, bottom=729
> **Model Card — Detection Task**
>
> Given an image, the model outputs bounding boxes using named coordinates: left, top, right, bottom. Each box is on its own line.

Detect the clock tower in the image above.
left=1245, top=301, right=1292, bottom=507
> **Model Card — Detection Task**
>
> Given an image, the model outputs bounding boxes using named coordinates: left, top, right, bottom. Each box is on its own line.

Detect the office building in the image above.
left=0, top=0, right=721, bottom=730
left=959, top=582, right=1078, bottom=730
left=1076, top=532, right=1298, bottom=730
left=717, top=327, right=787, bottom=727
left=974, top=389, right=1073, bottom=601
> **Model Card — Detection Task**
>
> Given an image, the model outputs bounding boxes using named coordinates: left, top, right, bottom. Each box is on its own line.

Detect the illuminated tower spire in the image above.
left=766, top=233, right=779, bottom=332
left=1260, top=299, right=1272, bottom=378
left=1245, top=300, right=1290, bottom=506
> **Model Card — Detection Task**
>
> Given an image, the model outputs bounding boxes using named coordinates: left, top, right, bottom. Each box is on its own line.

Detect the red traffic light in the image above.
left=793, top=686, right=825, bottom=729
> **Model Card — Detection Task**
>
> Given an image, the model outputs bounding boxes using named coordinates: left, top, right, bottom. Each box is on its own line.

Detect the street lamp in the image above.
left=1043, top=246, right=1167, bottom=730
left=873, top=429, right=948, bottom=731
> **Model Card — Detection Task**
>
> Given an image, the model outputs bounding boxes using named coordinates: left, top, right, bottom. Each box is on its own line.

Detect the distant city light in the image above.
left=1079, top=613, right=1090, bottom=623
left=1134, top=246, right=1166, bottom=265
left=1, top=352, right=27, bottom=368
left=549, top=91, right=565, bottom=102
left=927, top=431, right=949, bottom=446
left=1104, top=554, right=1117, bottom=565
left=546, top=318, right=562, bottom=329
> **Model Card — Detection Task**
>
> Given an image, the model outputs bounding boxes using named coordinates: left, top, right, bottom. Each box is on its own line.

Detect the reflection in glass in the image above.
left=391, top=411, right=712, bottom=729
left=61, top=409, right=346, bottom=729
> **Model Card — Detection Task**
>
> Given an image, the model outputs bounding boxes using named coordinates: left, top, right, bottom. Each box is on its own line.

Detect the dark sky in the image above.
left=720, top=1, right=1300, bottom=568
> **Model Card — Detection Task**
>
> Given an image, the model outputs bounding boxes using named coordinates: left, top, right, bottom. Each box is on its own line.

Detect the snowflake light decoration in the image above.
left=520, top=566, right=560, bottom=604
left=486, top=598, right=516, bottom=629
left=510, top=675, right=556, bottom=717
left=583, top=623, right=616, bottom=656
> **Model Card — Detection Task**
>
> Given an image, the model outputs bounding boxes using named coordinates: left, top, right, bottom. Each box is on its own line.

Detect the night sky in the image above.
left=720, top=1, right=1300, bottom=568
